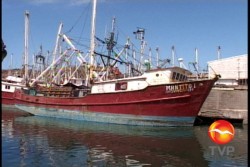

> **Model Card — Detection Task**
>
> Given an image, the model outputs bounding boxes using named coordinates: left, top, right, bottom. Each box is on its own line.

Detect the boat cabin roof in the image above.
left=146, top=67, right=192, bottom=75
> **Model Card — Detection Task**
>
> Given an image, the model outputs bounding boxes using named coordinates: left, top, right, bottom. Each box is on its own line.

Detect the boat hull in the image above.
left=2, top=80, right=26, bottom=108
left=1, top=91, right=16, bottom=108
left=14, top=79, right=217, bottom=126
left=15, top=104, right=196, bottom=126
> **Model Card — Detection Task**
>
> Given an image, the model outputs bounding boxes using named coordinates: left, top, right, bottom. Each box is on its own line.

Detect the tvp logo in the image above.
left=208, top=120, right=235, bottom=145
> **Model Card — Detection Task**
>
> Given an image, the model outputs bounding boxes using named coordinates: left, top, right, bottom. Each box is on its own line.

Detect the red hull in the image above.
left=14, top=79, right=216, bottom=118
left=2, top=91, right=15, bottom=105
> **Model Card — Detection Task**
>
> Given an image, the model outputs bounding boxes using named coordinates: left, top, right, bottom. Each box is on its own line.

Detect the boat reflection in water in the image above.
left=2, top=109, right=247, bottom=167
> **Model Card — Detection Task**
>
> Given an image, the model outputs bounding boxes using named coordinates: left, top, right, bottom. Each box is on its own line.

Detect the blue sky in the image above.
left=2, top=0, right=248, bottom=72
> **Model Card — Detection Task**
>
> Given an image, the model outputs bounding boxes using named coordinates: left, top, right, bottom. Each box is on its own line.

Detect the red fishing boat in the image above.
left=14, top=67, right=219, bottom=126
left=2, top=11, right=30, bottom=108
left=13, top=0, right=219, bottom=126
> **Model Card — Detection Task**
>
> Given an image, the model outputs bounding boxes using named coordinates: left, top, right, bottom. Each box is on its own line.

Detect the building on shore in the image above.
left=208, top=54, right=248, bottom=87
left=197, top=54, right=248, bottom=125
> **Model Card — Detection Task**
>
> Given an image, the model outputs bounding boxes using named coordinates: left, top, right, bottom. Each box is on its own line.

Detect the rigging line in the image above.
left=65, top=1, right=91, bottom=34
left=76, top=2, right=91, bottom=45
left=28, top=22, right=38, bottom=67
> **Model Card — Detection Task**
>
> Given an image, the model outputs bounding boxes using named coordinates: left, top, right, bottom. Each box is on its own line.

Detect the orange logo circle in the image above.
left=208, top=120, right=235, bottom=145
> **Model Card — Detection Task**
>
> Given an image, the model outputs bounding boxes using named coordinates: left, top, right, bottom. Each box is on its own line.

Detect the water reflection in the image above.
left=2, top=109, right=248, bottom=167
left=194, top=126, right=248, bottom=167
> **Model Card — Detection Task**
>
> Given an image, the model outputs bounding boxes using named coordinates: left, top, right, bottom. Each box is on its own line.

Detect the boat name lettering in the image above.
left=165, top=83, right=195, bottom=93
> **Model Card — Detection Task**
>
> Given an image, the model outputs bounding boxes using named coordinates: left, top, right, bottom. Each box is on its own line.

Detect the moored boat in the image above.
left=2, top=11, right=31, bottom=108
left=13, top=0, right=220, bottom=126
left=2, top=11, right=48, bottom=108
left=14, top=67, right=219, bottom=126
left=2, top=76, right=27, bottom=107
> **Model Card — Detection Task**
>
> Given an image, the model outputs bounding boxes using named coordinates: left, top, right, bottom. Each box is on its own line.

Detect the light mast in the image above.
left=24, top=10, right=29, bottom=84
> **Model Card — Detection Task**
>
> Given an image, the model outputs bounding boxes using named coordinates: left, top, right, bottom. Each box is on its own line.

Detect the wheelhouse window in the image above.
left=5, top=85, right=10, bottom=89
left=183, top=75, right=187, bottom=81
left=176, top=73, right=180, bottom=80
left=172, top=72, right=187, bottom=81
left=172, top=72, right=176, bottom=80
left=180, top=74, right=186, bottom=81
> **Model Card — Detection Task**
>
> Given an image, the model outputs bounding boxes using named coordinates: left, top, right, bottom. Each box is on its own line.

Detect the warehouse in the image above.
left=208, top=54, right=248, bottom=86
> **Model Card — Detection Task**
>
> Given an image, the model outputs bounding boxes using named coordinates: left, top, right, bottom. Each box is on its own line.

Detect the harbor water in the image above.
left=2, top=108, right=248, bottom=167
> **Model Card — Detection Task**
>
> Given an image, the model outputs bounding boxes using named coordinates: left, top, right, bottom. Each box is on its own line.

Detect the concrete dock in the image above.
left=198, top=87, right=248, bottom=124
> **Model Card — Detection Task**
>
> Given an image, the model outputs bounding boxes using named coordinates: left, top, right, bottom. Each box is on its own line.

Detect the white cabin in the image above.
left=91, top=67, right=192, bottom=94
left=1, top=76, right=26, bottom=93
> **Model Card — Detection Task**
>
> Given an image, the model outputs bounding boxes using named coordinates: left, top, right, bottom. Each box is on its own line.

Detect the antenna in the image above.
left=8, top=53, right=13, bottom=76
left=10, top=53, right=13, bottom=70
left=217, top=46, right=221, bottom=60
left=149, top=47, right=152, bottom=68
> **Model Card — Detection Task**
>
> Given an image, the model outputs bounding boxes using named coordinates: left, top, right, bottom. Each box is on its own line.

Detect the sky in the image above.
left=2, top=0, right=248, bottom=72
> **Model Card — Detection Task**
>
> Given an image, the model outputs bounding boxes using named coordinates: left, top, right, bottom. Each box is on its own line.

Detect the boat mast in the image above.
left=8, top=53, right=13, bottom=76
left=217, top=46, right=221, bottom=60
left=105, top=17, right=116, bottom=79
left=171, top=45, right=175, bottom=67
left=89, top=0, right=97, bottom=82
left=133, top=28, right=145, bottom=72
left=52, top=22, right=63, bottom=78
left=124, top=37, right=130, bottom=77
left=32, top=53, right=35, bottom=78
left=24, top=10, right=29, bottom=84
left=156, top=47, right=159, bottom=68
left=195, top=48, right=199, bottom=79
left=195, top=48, right=199, bottom=72
left=149, top=47, right=152, bottom=69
